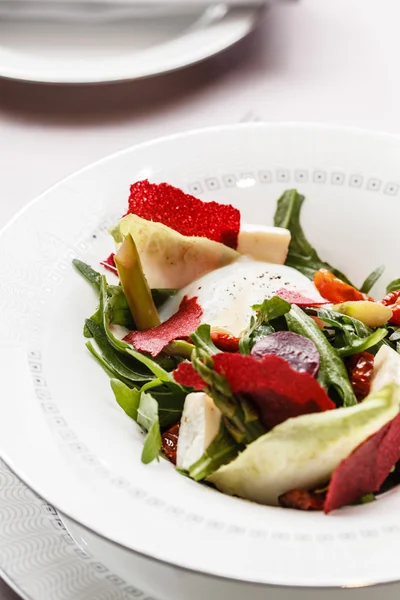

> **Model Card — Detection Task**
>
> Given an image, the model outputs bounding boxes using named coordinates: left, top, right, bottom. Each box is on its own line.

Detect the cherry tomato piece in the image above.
left=279, top=489, right=325, bottom=511
left=346, top=352, right=375, bottom=402
left=210, top=329, right=240, bottom=352
left=381, top=290, right=400, bottom=325
left=161, top=422, right=180, bottom=465
left=314, top=269, right=371, bottom=303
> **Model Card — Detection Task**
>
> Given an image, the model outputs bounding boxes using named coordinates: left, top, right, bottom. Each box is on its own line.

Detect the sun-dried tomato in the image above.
left=278, top=489, right=325, bottom=511
left=346, top=352, right=374, bottom=402
left=161, top=422, right=180, bottom=465
left=381, top=290, right=400, bottom=325
left=314, top=269, right=371, bottom=303
left=210, top=329, right=240, bottom=352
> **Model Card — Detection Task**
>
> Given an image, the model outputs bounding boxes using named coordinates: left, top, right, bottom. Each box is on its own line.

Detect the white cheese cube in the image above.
left=237, top=224, right=291, bottom=264
left=176, top=392, right=222, bottom=471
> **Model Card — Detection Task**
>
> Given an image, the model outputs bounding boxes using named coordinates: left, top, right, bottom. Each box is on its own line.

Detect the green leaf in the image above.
left=273, top=189, right=353, bottom=284
left=73, top=259, right=101, bottom=290
left=337, top=328, right=388, bottom=357
left=107, top=285, right=134, bottom=328
left=85, top=318, right=151, bottom=384
left=190, top=324, right=221, bottom=355
left=152, top=288, right=178, bottom=309
left=137, top=392, right=162, bottom=464
left=141, top=379, right=186, bottom=428
left=110, top=379, right=140, bottom=420
left=360, top=265, right=385, bottom=294
left=239, top=296, right=291, bottom=354
left=127, top=348, right=176, bottom=383
left=86, top=341, right=122, bottom=380
left=386, top=278, right=400, bottom=294
left=285, top=305, right=357, bottom=407
left=314, top=307, right=388, bottom=356
left=188, top=424, right=243, bottom=481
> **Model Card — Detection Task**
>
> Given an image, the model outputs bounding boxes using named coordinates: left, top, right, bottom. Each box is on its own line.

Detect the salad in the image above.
left=74, top=180, right=400, bottom=513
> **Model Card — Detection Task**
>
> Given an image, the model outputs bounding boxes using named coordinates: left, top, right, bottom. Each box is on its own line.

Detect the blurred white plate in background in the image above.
left=0, top=3, right=262, bottom=84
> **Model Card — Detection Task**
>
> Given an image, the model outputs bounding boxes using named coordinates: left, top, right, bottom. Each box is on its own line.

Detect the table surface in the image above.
left=1, top=0, right=400, bottom=597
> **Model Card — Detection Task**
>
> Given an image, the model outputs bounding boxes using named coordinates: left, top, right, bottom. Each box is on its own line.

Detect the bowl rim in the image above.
left=3, top=121, right=400, bottom=589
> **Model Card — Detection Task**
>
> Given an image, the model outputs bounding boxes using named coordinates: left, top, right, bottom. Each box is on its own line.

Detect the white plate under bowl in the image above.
left=2, top=124, right=400, bottom=596
left=0, top=4, right=260, bottom=84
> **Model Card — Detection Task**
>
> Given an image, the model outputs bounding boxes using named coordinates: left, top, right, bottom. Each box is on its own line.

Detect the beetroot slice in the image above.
left=174, top=353, right=335, bottom=430
left=100, top=253, right=118, bottom=275
left=324, top=412, right=400, bottom=513
left=276, top=288, right=328, bottom=306
left=251, top=331, right=320, bottom=377
left=124, top=296, right=202, bottom=357
left=126, top=179, right=240, bottom=249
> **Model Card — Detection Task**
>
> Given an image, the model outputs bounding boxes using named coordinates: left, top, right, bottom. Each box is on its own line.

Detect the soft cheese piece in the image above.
left=176, top=392, right=222, bottom=471
left=237, top=224, right=291, bottom=264
left=159, top=256, right=324, bottom=337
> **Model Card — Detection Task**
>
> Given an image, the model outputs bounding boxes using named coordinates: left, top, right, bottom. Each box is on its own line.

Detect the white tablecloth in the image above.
left=1, top=0, right=400, bottom=597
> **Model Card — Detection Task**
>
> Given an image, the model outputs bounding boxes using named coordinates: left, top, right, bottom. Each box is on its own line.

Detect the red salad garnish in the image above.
left=275, top=288, right=329, bottom=307
left=126, top=180, right=240, bottom=249
left=324, top=413, right=400, bottom=513
left=100, top=253, right=118, bottom=275
left=124, top=296, right=202, bottom=357
left=174, top=353, right=335, bottom=430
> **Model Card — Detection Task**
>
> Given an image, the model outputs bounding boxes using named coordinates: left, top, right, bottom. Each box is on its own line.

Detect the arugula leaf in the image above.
left=313, top=308, right=388, bottom=356
left=141, top=379, right=186, bottom=428
left=137, top=392, right=162, bottom=464
left=285, top=305, right=357, bottom=407
left=73, top=259, right=101, bottom=290
left=337, top=328, right=387, bottom=357
left=190, top=324, right=220, bottom=355
left=110, top=379, right=140, bottom=420
left=360, top=265, right=385, bottom=294
left=86, top=341, right=123, bottom=381
left=85, top=318, right=151, bottom=384
left=188, top=424, right=243, bottom=481
left=386, top=278, right=400, bottom=294
left=239, top=296, right=291, bottom=354
left=273, top=190, right=353, bottom=284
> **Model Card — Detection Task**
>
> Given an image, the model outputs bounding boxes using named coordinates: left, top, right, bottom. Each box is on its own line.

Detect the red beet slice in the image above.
left=276, top=288, right=328, bottom=306
left=124, top=296, right=202, bottom=357
left=251, top=331, right=320, bottom=377
left=100, top=253, right=118, bottom=275
left=126, top=180, right=240, bottom=249
left=174, top=353, right=335, bottom=430
left=324, top=412, right=400, bottom=513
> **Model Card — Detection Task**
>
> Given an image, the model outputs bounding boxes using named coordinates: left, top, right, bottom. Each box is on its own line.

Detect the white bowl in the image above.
left=1, top=123, right=400, bottom=599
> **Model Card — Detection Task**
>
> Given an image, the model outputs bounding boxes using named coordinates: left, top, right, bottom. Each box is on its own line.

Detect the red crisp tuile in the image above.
left=100, top=253, right=118, bottom=275
left=324, top=412, right=400, bottom=513
left=173, top=362, right=206, bottom=390
left=174, top=353, right=335, bottom=429
left=275, top=288, right=328, bottom=307
left=126, top=180, right=240, bottom=249
left=124, top=296, right=202, bottom=357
